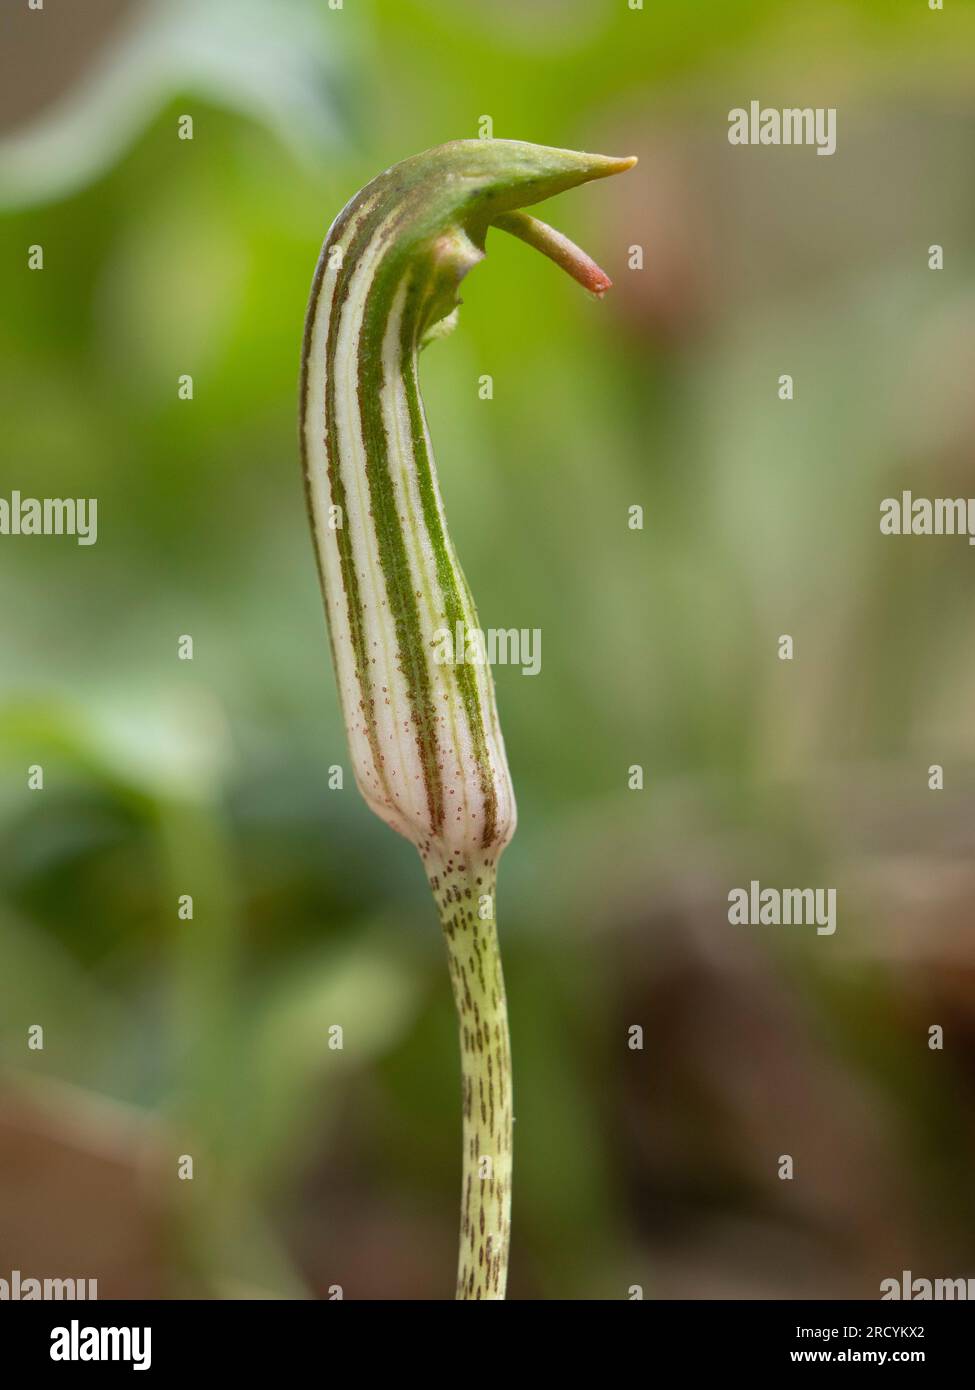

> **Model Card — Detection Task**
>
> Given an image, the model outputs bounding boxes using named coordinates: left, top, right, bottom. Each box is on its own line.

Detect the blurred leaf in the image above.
left=248, top=928, right=427, bottom=1176
left=0, top=0, right=351, bottom=210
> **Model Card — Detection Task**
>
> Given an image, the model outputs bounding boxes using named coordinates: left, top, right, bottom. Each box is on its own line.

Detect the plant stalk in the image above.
left=427, top=854, right=512, bottom=1299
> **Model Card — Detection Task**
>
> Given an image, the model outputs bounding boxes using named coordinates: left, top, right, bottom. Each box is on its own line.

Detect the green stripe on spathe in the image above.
left=320, top=197, right=394, bottom=804
left=397, top=274, right=498, bottom=849
left=357, top=245, right=446, bottom=834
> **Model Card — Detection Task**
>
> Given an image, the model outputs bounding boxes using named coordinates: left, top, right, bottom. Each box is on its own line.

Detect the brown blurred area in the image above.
left=0, top=0, right=134, bottom=133
left=0, top=1079, right=162, bottom=1298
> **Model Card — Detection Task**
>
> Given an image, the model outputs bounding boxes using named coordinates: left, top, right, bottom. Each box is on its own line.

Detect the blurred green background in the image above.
left=2, top=0, right=974, bottom=1299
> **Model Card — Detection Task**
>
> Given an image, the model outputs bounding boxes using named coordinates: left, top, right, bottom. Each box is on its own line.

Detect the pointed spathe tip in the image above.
left=587, top=153, right=638, bottom=178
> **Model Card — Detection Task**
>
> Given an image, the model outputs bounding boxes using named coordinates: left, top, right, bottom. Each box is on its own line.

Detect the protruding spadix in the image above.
left=492, top=211, right=616, bottom=296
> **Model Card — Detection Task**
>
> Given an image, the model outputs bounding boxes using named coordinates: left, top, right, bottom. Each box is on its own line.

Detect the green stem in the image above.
left=427, top=853, right=512, bottom=1300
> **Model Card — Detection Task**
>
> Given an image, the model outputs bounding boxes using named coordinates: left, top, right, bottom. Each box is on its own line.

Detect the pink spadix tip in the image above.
left=493, top=210, right=618, bottom=296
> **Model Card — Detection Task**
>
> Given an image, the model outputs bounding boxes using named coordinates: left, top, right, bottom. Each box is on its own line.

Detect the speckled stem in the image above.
left=428, top=852, right=512, bottom=1299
